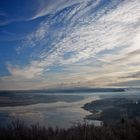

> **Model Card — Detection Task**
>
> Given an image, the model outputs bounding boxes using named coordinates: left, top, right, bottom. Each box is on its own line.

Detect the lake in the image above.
left=0, top=89, right=139, bottom=128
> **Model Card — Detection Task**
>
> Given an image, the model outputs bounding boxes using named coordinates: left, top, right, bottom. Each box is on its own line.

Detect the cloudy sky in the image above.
left=0, top=0, right=140, bottom=90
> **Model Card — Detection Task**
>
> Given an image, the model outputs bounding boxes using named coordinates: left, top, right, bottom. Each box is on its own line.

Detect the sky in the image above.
left=0, top=0, right=140, bottom=90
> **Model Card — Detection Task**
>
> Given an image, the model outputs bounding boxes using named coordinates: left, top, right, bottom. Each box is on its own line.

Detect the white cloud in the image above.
left=6, top=63, right=44, bottom=79
left=0, top=0, right=86, bottom=26
left=35, top=0, right=140, bottom=67
left=2, top=0, right=140, bottom=89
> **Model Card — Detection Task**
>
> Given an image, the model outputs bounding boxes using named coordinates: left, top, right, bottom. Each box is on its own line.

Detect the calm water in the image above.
left=0, top=90, right=139, bottom=128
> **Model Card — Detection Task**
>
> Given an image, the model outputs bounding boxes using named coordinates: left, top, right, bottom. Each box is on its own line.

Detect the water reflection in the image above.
left=0, top=95, right=100, bottom=128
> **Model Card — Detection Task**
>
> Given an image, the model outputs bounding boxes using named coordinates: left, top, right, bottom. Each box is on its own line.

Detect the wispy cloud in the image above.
left=6, top=63, right=44, bottom=79
left=0, top=0, right=85, bottom=26
left=1, top=0, right=140, bottom=90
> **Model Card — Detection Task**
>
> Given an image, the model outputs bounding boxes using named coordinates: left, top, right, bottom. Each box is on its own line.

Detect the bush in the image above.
left=0, top=118, right=140, bottom=140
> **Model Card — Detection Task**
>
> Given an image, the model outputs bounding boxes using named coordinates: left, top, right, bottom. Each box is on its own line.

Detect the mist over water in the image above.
left=0, top=90, right=139, bottom=128
left=0, top=92, right=100, bottom=128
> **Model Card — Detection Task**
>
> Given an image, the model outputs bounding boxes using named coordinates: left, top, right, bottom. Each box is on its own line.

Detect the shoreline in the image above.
left=82, top=97, right=140, bottom=124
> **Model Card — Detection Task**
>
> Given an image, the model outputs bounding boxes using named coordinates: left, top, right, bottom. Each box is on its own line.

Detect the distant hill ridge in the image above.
left=0, top=87, right=126, bottom=93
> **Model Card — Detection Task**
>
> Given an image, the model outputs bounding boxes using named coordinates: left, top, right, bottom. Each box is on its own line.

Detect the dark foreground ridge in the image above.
left=0, top=119, right=140, bottom=140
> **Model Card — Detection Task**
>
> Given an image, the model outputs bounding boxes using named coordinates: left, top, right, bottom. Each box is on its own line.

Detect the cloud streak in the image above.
left=1, top=0, right=140, bottom=90
left=0, top=0, right=86, bottom=26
